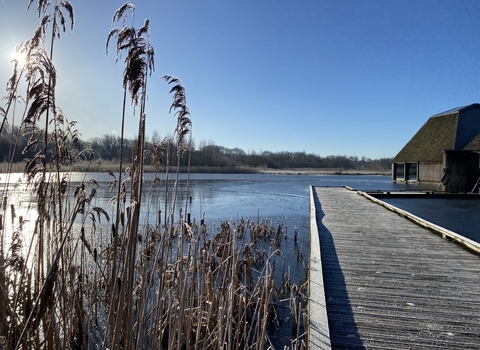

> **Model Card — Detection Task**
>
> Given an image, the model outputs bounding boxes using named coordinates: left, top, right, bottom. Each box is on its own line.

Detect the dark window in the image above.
left=394, top=163, right=405, bottom=180
left=406, top=162, right=418, bottom=181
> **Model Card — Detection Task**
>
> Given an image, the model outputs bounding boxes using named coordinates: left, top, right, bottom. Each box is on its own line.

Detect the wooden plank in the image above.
left=308, top=186, right=332, bottom=349
left=313, top=187, right=480, bottom=349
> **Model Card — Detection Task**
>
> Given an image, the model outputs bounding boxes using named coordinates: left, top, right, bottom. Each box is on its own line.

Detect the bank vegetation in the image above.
left=0, top=127, right=392, bottom=174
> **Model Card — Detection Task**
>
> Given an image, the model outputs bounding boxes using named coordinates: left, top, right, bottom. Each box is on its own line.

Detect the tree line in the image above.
left=0, top=126, right=392, bottom=171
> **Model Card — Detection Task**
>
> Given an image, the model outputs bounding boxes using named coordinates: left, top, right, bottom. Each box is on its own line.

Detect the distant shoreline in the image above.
left=257, top=168, right=390, bottom=176
left=0, top=161, right=391, bottom=176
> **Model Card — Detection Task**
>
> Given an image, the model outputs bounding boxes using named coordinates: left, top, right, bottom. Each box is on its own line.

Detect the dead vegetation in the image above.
left=0, top=2, right=307, bottom=349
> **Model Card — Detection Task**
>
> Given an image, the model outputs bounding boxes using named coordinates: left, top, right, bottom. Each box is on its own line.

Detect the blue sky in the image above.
left=1, top=0, right=480, bottom=159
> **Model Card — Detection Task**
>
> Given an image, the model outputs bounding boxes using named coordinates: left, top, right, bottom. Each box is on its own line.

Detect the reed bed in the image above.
left=0, top=1, right=307, bottom=349
left=0, top=173, right=308, bottom=349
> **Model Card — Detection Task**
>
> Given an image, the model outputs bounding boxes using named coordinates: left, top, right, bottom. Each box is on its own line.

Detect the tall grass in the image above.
left=0, top=2, right=307, bottom=349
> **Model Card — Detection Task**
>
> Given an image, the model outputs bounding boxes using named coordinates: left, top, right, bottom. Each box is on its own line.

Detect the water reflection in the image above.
left=0, top=181, right=38, bottom=269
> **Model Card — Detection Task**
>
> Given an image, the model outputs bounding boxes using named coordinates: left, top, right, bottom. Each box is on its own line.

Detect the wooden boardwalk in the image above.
left=311, top=186, right=480, bottom=349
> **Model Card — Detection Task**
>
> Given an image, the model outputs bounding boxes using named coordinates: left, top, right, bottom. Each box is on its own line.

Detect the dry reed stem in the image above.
left=1, top=3, right=307, bottom=349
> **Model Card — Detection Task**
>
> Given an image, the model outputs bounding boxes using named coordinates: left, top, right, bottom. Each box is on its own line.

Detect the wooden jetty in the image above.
left=309, top=186, right=480, bottom=349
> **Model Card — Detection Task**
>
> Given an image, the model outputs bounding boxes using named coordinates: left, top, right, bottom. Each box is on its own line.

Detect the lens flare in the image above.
left=11, top=49, right=27, bottom=66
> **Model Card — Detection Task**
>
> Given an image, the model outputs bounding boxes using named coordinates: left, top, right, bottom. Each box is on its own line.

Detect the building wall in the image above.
left=442, top=150, right=480, bottom=192
left=393, top=154, right=480, bottom=190
left=393, top=161, right=440, bottom=183
left=418, top=161, right=442, bottom=183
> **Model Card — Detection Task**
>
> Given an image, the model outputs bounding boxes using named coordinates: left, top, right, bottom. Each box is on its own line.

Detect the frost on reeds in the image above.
left=0, top=1, right=307, bottom=349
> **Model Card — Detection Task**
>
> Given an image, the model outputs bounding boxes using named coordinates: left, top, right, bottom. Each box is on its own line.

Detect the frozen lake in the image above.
left=3, top=172, right=477, bottom=243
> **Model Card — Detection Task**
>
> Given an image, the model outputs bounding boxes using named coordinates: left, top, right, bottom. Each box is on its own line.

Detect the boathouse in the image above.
left=392, top=103, right=480, bottom=192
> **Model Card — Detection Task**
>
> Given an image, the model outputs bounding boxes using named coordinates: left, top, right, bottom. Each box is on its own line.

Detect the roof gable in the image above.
left=393, top=104, right=480, bottom=163
left=463, top=133, right=480, bottom=151
left=431, top=104, right=478, bottom=117
left=393, top=113, right=458, bottom=162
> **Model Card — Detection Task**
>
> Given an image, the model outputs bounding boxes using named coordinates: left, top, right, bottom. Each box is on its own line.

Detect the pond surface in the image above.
left=3, top=172, right=476, bottom=241
left=70, top=171, right=480, bottom=247
left=3, top=171, right=478, bottom=243
left=380, top=196, right=480, bottom=243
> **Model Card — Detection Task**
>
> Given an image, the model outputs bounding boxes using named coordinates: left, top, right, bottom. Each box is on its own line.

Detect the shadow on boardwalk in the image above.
left=313, top=186, right=480, bottom=349
left=313, top=188, right=365, bottom=349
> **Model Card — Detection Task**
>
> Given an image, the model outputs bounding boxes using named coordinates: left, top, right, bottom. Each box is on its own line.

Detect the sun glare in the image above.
left=11, top=49, right=27, bottom=66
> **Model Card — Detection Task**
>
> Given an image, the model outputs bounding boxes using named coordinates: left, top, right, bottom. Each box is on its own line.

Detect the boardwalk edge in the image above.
left=308, top=186, right=332, bottom=349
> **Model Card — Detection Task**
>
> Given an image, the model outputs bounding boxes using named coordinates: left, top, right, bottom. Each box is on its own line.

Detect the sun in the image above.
left=11, top=49, right=27, bottom=66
